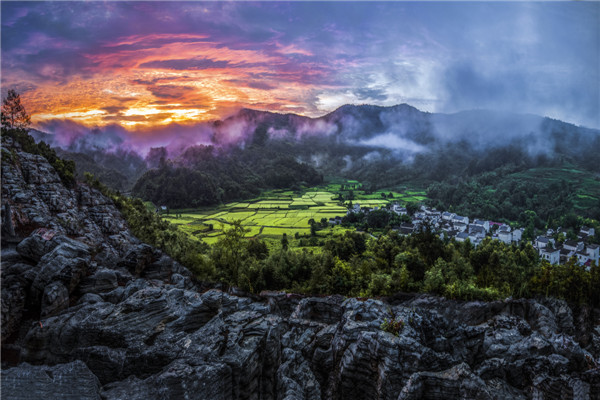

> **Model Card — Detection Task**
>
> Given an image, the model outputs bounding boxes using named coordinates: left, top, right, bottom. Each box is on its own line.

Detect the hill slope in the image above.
left=129, top=105, right=600, bottom=213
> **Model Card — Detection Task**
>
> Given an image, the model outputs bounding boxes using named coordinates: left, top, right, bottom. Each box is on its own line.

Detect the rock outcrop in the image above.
left=2, top=139, right=599, bottom=399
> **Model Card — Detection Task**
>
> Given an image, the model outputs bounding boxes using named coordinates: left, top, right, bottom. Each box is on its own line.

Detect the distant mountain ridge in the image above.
left=28, top=104, right=600, bottom=198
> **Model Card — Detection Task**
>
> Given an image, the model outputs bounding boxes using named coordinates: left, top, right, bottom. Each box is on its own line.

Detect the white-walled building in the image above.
left=540, top=248, right=560, bottom=265
left=453, top=215, right=469, bottom=225
left=498, top=229, right=512, bottom=245
left=587, top=244, right=599, bottom=265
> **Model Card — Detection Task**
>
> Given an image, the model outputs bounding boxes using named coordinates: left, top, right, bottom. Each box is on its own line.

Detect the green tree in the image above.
left=1, top=89, right=31, bottom=131
left=281, top=233, right=289, bottom=251
left=423, top=258, right=446, bottom=294
left=405, top=201, right=420, bottom=215
left=211, top=220, right=248, bottom=285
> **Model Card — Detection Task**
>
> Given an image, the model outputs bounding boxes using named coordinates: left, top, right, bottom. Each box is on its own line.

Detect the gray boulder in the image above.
left=1, top=360, right=102, bottom=400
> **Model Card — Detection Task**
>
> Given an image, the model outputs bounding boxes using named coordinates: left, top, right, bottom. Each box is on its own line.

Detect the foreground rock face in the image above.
left=2, top=140, right=600, bottom=399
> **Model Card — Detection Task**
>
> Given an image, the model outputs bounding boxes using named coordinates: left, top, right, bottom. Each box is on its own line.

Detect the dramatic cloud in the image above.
left=138, top=58, right=231, bottom=70
left=1, top=1, right=598, bottom=131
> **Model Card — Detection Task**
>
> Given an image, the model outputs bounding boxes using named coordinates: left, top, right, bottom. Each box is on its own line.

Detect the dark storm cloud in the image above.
left=147, top=85, right=197, bottom=100
left=226, top=80, right=277, bottom=91
left=138, top=58, right=230, bottom=70
left=101, top=105, right=128, bottom=114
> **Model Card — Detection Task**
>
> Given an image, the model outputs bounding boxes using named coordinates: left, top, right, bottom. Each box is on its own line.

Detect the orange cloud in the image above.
left=21, top=33, right=326, bottom=128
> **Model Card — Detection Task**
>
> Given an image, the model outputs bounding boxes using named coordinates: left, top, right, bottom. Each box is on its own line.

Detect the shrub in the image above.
left=381, top=317, right=404, bottom=336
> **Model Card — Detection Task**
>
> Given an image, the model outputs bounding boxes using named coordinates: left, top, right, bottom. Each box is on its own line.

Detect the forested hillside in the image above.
left=132, top=145, right=323, bottom=208
left=126, top=105, right=600, bottom=215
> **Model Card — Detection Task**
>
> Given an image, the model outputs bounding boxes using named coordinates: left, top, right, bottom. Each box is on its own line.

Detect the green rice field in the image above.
left=162, top=180, right=428, bottom=246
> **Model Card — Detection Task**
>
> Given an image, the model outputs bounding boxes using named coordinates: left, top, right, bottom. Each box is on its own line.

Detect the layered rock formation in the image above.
left=2, top=139, right=599, bottom=399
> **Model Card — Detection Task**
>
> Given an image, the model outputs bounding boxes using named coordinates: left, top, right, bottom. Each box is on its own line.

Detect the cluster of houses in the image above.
left=535, top=226, right=599, bottom=268
left=343, top=202, right=599, bottom=269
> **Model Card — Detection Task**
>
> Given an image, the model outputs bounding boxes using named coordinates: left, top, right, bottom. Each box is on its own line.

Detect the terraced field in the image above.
left=510, top=167, right=600, bottom=211
left=162, top=181, right=428, bottom=245
left=162, top=189, right=348, bottom=244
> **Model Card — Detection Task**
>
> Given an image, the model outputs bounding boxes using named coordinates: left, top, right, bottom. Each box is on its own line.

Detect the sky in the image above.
left=1, top=1, right=599, bottom=132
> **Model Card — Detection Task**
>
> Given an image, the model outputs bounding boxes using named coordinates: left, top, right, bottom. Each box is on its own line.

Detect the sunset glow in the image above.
left=1, top=2, right=599, bottom=131
left=7, top=30, right=325, bottom=127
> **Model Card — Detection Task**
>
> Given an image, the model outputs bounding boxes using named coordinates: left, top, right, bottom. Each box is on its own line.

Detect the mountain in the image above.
left=128, top=105, right=600, bottom=209
left=25, top=104, right=600, bottom=214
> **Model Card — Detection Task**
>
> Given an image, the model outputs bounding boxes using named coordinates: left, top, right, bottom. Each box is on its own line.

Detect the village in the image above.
left=341, top=202, right=600, bottom=269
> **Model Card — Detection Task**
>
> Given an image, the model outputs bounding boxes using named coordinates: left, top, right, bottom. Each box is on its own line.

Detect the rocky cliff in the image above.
left=1, top=138, right=599, bottom=399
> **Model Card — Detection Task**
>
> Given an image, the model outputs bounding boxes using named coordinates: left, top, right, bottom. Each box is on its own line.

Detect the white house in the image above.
left=559, top=247, right=574, bottom=262
left=347, top=203, right=361, bottom=215
left=535, top=236, right=554, bottom=249
left=424, top=208, right=441, bottom=218
left=441, top=223, right=453, bottom=232
left=468, top=225, right=486, bottom=238
left=454, top=222, right=468, bottom=232
left=392, top=204, right=407, bottom=215
left=453, top=215, right=469, bottom=225
left=497, top=225, right=511, bottom=234
left=581, top=226, right=595, bottom=237
left=399, top=223, right=415, bottom=235
left=576, top=251, right=590, bottom=266
left=498, top=230, right=512, bottom=245
left=456, top=231, right=469, bottom=242
left=512, top=228, right=523, bottom=243
left=473, top=219, right=490, bottom=232
left=442, top=212, right=456, bottom=221
left=563, top=240, right=584, bottom=252
left=414, top=212, right=426, bottom=220
left=468, top=233, right=483, bottom=246
left=540, top=248, right=560, bottom=265
left=586, top=244, right=599, bottom=265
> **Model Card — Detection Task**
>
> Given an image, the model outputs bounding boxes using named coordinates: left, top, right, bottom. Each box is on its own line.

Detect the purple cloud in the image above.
left=138, top=58, right=230, bottom=70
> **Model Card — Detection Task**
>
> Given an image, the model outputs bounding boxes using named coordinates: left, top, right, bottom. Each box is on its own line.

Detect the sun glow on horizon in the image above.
left=9, top=29, right=328, bottom=128
left=2, top=2, right=598, bottom=130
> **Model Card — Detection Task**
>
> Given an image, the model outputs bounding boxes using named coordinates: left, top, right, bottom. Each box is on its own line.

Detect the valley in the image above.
left=161, top=180, right=427, bottom=247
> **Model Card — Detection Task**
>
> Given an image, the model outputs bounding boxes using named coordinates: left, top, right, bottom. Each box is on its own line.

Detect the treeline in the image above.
left=325, top=142, right=553, bottom=191
left=57, top=148, right=147, bottom=192
left=2, top=127, right=76, bottom=187
left=343, top=208, right=411, bottom=230
left=202, top=224, right=600, bottom=307
left=132, top=145, right=323, bottom=208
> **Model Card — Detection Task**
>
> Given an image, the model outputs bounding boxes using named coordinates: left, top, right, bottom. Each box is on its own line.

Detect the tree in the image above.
left=281, top=233, right=289, bottom=251
left=211, top=220, right=247, bottom=285
left=1, top=89, right=31, bottom=131
left=405, top=201, right=420, bottom=215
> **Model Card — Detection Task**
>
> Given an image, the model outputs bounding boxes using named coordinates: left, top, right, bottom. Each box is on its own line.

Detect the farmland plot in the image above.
left=162, top=180, right=428, bottom=246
